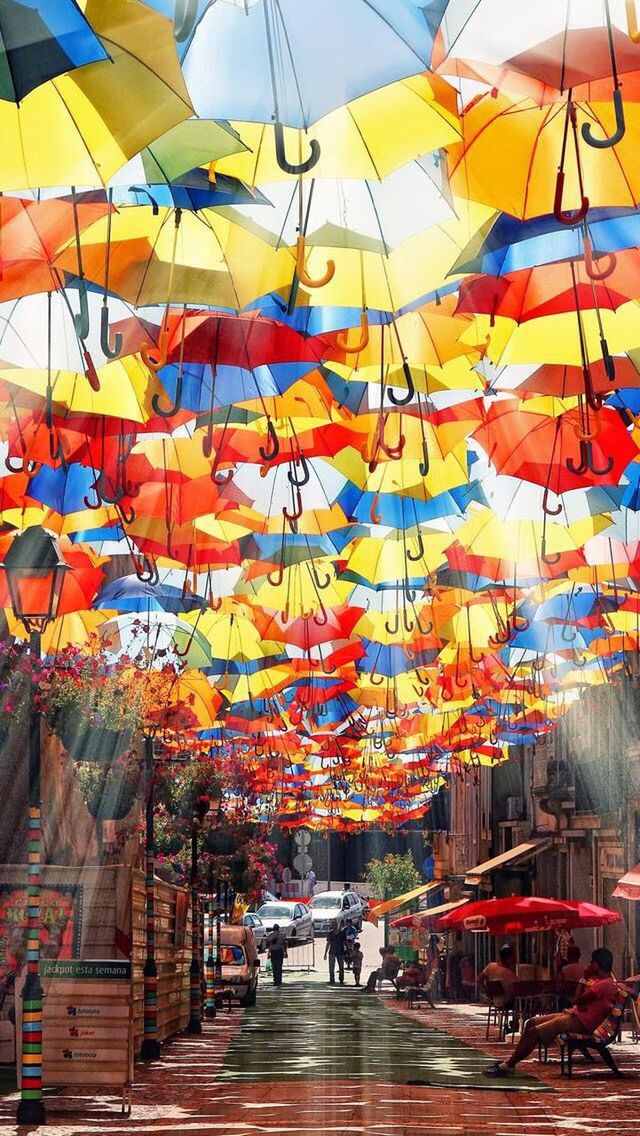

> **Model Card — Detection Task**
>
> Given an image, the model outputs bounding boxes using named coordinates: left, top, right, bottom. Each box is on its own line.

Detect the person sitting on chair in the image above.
left=484, top=947, right=618, bottom=1078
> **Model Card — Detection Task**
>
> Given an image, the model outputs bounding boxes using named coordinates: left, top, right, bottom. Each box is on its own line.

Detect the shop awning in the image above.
left=367, top=881, right=442, bottom=925
left=391, top=898, right=469, bottom=929
left=613, top=864, right=640, bottom=901
left=464, top=839, right=551, bottom=886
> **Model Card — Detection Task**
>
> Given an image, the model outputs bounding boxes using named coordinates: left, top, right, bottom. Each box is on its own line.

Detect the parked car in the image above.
left=206, top=924, right=260, bottom=1007
left=308, top=889, right=365, bottom=935
left=257, top=900, right=314, bottom=942
left=243, top=911, right=268, bottom=951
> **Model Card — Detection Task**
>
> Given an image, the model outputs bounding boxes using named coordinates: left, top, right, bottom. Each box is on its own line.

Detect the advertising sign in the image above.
left=0, top=884, right=82, bottom=984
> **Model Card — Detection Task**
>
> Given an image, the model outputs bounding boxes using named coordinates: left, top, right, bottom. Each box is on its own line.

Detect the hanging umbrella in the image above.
left=182, top=0, right=438, bottom=128
left=434, top=0, right=640, bottom=97
left=215, top=74, right=460, bottom=184
left=448, top=90, right=640, bottom=220
left=0, top=0, right=193, bottom=190
left=0, top=0, right=108, bottom=102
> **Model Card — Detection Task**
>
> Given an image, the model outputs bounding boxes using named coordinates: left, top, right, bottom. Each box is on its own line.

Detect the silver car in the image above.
left=257, top=901, right=314, bottom=942
left=308, top=890, right=365, bottom=935
left=243, top=912, right=268, bottom=952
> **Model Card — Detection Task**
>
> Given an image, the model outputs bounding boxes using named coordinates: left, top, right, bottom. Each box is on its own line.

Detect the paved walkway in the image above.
left=1, top=972, right=640, bottom=1135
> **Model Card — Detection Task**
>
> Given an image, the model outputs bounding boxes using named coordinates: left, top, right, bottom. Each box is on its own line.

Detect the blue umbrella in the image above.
left=182, top=0, right=439, bottom=129
left=0, top=0, right=108, bottom=103
left=112, top=172, right=268, bottom=212
left=453, top=206, right=640, bottom=278
left=95, top=575, right=203, bottom=615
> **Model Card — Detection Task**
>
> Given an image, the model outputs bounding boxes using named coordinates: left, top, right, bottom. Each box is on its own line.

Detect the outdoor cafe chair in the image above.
left=485, top=980, right=508, bottom=1040
left=539, top=980, right=640, bottom=1076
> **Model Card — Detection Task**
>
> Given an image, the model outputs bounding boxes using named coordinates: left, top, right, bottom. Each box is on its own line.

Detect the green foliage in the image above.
left=73, top=759, right=140, bottom=820
left=364, top=851, right=422, bottom=902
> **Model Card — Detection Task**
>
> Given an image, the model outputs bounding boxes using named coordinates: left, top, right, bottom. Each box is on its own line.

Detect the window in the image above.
left=212, top=946, right=244, bottom=966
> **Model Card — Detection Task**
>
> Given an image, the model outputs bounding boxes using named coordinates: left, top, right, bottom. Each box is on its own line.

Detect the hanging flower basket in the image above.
left=75, top=761, right=139, bottom=821
left=54, top=707, right=134, bottom=765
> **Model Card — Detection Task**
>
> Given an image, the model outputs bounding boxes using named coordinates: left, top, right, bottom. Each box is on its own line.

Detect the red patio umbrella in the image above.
left=437, top=895, right=621, bottom=935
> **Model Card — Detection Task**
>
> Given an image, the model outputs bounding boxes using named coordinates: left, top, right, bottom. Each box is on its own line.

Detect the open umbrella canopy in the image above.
left=437, top=894, right=622, bottom=934
left=2, top=2, right=640, bottom=828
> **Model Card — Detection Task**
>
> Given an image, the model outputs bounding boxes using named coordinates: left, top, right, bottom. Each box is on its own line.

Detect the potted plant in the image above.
left=42, top=646, right=140, bottom=764
left=74, top=759, right=140, bottom=821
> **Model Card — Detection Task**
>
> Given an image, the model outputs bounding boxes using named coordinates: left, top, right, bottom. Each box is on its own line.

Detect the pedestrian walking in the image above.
left=324, top=919, right=346, bottom=984
left=351, top=942, right=363, bottom=986
left=266, top=924, right=287, bottom=986
left=344, top=917, right=357, bottom=968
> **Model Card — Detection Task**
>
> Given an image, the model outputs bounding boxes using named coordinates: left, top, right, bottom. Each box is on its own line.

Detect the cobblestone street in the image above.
left=1, top=969, right=639, bottom=1136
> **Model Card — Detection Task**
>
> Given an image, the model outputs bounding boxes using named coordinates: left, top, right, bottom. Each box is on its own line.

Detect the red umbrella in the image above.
left=472, top=402, right=638, bottom=493
left=113, top=310, right=330, bottom=368
left=437, top=895, right=621, bottom=935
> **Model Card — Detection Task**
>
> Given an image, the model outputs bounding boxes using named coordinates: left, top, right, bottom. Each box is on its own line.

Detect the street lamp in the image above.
left=187, top=793, right=211, bottom=1035
left=2, top=526, right=69, bottom=1127
left=141, top=733, right=161, bottom=1062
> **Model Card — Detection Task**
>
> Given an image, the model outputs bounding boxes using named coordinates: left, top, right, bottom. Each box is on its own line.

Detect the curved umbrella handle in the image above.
left=566, top=439, right=589, bottom=475
left=581, top=88, right=626, bottom=149
left=132, top=553, right=159, bottom=585
left=628, top=0, right=640, bottom=39
left=73, top=279, right=90, bottom=341
left=313, top=602, right=329, bottom=627
left=287, top=452, right=310, bottom=487
left=309, top=561, right=331, bottom=590
left=542, top=486, right=562, bottom=516
left=554, top=170, right=589, bottom=226
left=283, top=488, right=303, bottom=531
left=211, top=466, right=233, bottom=486
left=370, top=492, right=382, bottom=525
left=419, top=439, right=430, bottom=478
left=117, top=501, right=136, bottom=526
left=583, top=235, right=617, bottom=280
left=100, top=303, right=123, bottom=359
left=384, top=611, right=400, bottom=636
left=369, top=664, right=384, bottom=686
left=5, top=455, right=41, bottom=477
left=259, top=418, right=280, bottom=463
left=267, top=560, right=285, bottom=587
left=406, top=532, right=425, bottom=563
left=141, top=324, right=170, bottom=374
left=388, top=362, right=415, bottom=406
left=336, top=312, right=369, bottom=353
left=296, top=235, right=335, bottom=289
left=274, top=123, right=321, bottom=176
left=174, top=0, right=199, bottom=41
left=152, top=365, right=183, bottom=417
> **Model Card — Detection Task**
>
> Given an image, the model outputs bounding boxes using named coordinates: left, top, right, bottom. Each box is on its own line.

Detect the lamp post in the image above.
left=2, top=526, right=70, bottom=1127
left=141, top=733, right=161, bottom=1061
left=187, top=793, right=211, bottom=1035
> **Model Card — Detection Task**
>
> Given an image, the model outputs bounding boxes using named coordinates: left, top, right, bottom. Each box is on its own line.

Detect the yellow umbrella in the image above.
left=0, top=356, right=161, bottom=422
left=449, top=90, right=640, bottom=219
left=215, top=74, right=461, bottom=184
left=55, top=205, right=292, bottom=310
left=343, top=530, right=455, bottom=585
left=183, top=608, right=284, bottom=661
left=0, top=0, right=192, bottom=190
left=237, top=561, right=350, bottom=616
left=464, top=304, right=640, bottom=367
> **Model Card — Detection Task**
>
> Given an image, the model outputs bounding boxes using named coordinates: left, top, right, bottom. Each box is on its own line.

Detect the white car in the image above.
left=308, top=889, right=366, bottom=935
left=257, top=900, right=314, bottom=942
left=243, top=912, right=268, bottom=952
